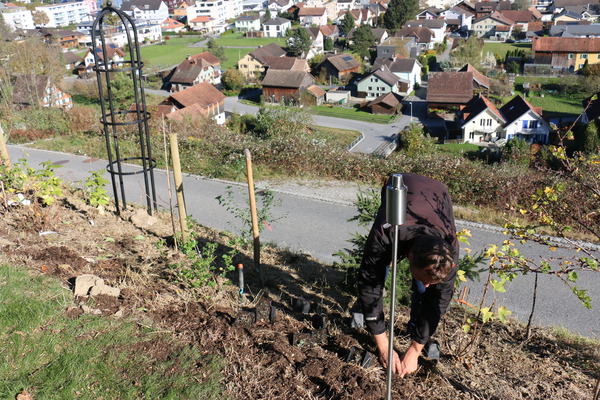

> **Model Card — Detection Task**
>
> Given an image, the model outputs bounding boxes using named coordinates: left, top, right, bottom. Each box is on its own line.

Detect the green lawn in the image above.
left=482, top=42, right=532, bottom=59
left=213, top=33, right=286, bottom=48
left=138, top=37, right=205, bottom=69
left=509, top=77, right=589, bottom=117
left=311, top=105, right=397, bottom=124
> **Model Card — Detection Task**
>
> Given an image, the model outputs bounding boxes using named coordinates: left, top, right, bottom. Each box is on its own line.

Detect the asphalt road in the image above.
left=6, top=145, right=600, bottom=338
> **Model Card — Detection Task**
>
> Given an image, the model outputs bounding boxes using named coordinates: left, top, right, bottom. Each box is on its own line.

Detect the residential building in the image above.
left=305, top=27, right=324, bottom=60
left=472, top=11, right=514, bottom=39
left=167, top=51, right=222, bottom=92
left=267, top=0, right=293, bottom=16
left=532, top=36, right=600, bottom=71
left=372, top=56, right=422, bottom=95
left=356, top=65, right=401, bottom=100
left=550, top=22, right=600, bottom=37
left=121, top=0, right=169, bottom=24
left=474, top=0, right=511, bottom=19
left=264, top=56, right=310, bottom=72
left=34, top=1, right=91, bottom=28
left=457, top=94, right=505, bottom=142
left=234, top=13, right=260, bottom=32
left=377, top=37, right=417, bottom=59
left=427, top=71, right=476, bottom=108
left=160, top=82, right=226, bottom=124
left=224, top=0, right=243, bottom=21
left=313, top=53, right=360, bottom=84
left=188, top=15, right=216, bottom=32
left=459, top=63, right=490, bottom=92
left=161, top=17, right=186, bottom=32
left=305, top=84, right=326, bottom=105
left=439, top=6, right=474, bottom=31
left=262, top=16, right=291, bottom=38
left=405, top=19, right=447, bottom=43
left=416, top=7, right=442, bottom=20
left=173, top=0, right=193, bottom=19
left=298, top=7, right=327, bottom=26
left=12, top=75, right=73, bottom=109
left=500, top=95, right=550, bottom=143
left=186, top=0, right=227, bottom=25
left=325, top=87, right=351, bottom=104
left=260, top=69, right=315, bottom=103
left=75, top=19, right=162, bottom=47
left=76, top=44, right=126, bottom=76
left=238, top=42, right=287, bottom=79
left=368, top=92, right=403, bottom=115
left=394, top=26, right=435, bottom=51
left=0, top=4, right=35, bottom=31
left=499, top=10, right=538, bottom=31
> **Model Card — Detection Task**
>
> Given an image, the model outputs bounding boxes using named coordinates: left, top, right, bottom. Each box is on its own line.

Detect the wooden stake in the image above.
left=168, top=133, right=189, bottom=243
left=244, top=149, right=261, bottom=277
left=0, top=123, right=12, bottom=168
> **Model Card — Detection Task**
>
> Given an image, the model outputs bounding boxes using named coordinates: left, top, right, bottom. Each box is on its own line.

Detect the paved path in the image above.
left=6, top=145, right=600, bottom=338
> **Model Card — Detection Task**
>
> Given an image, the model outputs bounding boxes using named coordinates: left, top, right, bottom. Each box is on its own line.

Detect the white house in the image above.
left=298, top=6, right=328, bottom=26
left=438, top=6, right=474, bottom=31
left=121, top=0, right=169, bottom=24
left=500, top=95, right=550, bottom=144
left=305, top=27, right=324, bottom=59
left=186, top=0, right=227, bottom=25
left=224, top=0, right=243, bottom=21
left=34, top=1, right=90, bottom=28
left=262, top=17, right=291, bottom=38
left=373, top=57, right=422, bottom=95
left=267, top=0, right=293, bottom=17
left=0, top=5, right=35, bottom=31
left=234, top=14, right=261, bottom=32
left=458, top=95, right=506, bottom=142
left=405, top=19, right=447, bottom=43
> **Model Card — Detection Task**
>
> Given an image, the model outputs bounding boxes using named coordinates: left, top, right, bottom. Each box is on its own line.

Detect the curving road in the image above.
left=6, top=145, right=600, bottom=338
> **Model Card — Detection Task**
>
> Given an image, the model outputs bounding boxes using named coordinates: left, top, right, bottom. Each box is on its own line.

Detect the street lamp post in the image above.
left=409, top=101, right=413, bottom=122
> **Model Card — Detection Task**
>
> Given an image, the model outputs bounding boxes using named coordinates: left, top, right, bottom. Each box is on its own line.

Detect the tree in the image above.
left=286, top=28, right=311, bottom=57
left=32, top=10, right=49, bottom=27
left=450, top=36, right=484, bottom=68
left=207, top=38, right=227, bottom=62
left=107, top=72, right=135, bottom=109
left=221, top=68, right=245, bottom=91
left=265, top=8, right=271, bottom=21
left=100, top=0, right=121, bottom=26
left=351, top=24, right=375, bottom=60
left=340, top=10, right=355, bottom=36
left=399, top=123, right=436, bottom=156
left=383, top=0, right=418, bottom=33
left=324, top=36, right=334, bottom=51
left=574, top=119, right=600, bottom=154
left=511, top=0, right=530, bottom=10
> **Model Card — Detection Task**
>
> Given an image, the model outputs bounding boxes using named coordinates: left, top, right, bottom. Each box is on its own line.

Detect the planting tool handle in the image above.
left=385, top=174, right=407, bottom=400
left=238, top=264, right=245, bottom=304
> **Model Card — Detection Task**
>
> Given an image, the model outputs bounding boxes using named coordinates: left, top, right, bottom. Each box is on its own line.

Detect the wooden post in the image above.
left=0, top=123, right=11, bottom=168
left=244, top=149, right=261, bottom=276
left=169, top=133, right=189, bottom=243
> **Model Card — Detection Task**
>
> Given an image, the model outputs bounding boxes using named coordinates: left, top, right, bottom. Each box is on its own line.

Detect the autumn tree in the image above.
left=450, top=36, right=484, bottom=68
left=286, top=28, right=311, bottom=57
left=221, top=68, right=245, bottom=91
left=351, top=24, right=375, bottom=60
left=383, top=0, right=418, bottom=33
left=340, top=10, right=355, bottom=36
left=32, top=10, right=49, bottom=27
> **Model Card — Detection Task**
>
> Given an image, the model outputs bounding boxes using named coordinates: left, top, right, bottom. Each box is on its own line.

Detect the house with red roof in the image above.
left=159, top=82, right=226, bottom=124
left=160, top=17, right=185, bottom=33
left=298, top=7, right=327, bottom=26
left=167, top=51, right=221, bottom=92
left=532, top=36, right=600, bottom=71
left=457, top=94, right=506, bottom=142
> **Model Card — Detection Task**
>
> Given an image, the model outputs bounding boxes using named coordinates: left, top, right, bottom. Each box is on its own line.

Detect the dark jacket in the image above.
left=358, top=173, right=459, bottom=344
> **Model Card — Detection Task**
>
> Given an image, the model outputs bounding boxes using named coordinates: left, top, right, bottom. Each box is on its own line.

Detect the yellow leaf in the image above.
left=549, top=246, right=556, bottom=251
left=457, top=270, right=467, bottom=282
left=519, top=209, right=527, bottom=215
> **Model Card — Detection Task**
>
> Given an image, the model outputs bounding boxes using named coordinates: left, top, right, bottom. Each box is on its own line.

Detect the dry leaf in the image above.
left=16, top=390, right=34, bottom=400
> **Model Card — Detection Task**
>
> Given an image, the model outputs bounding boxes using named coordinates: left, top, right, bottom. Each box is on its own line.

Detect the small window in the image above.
left=581, top=54, right=588, bottom=59
left=368, top=86, right=372, bottom=90
left=567, top=53, right=574, bottom=59
left=487, top=119, right=492, bottom=126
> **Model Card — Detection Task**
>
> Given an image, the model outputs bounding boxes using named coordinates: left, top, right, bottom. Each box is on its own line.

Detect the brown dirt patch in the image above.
left=0, top=190, right=598, bottom=399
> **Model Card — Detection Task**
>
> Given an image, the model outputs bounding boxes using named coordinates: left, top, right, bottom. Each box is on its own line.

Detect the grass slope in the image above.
left=0, top=265, right=226, bottom=400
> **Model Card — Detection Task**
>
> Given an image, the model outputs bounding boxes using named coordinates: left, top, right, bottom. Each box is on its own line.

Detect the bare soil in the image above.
left=1, top=191, right=598, bottom=400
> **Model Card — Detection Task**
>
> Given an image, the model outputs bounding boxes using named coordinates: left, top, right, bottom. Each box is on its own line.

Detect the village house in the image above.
left=532, top=36, right=600, bottom=71
left=394, top=26, right=435, bottom=51
left=372, top=57, right=422, bottom=95
left=377, top=37, right=417, bottom=59
left=267, top=0, right=293, bottom=17
left=12, top=75, right=73, bottom=109
left=188, top=16, right=216, bottom=33
left=121, top=0, right=169, bottom=24
left=305, top=27, right=324, bottom=59
left=264, top=56, right=310, bottom=73
left=76, top=44, right=126, bottom=76
left=234, top=14, right=261, bottom=32
left=405, top=19, right=447, bottom=43
left=355, top=65, right=401, bottom=100
left=500, top=95, right=550, bottom=143
left=260, top=69, right=315, bottom=103
left=472, top=11, right=514, bottom=39
left=427, top=71, right=476, bottom=109
left=368, top=92, right=403, bottom=115
left=238, top=42, right=287, bottom=79
left=457, top=94, right=506, bottom=142
left=262, top=17, right=291, bottom=38
left=305, top=85, right=326, bottom=105
left=160, top=17, right=185, bottom=33
left=313, top=53, right=360, bottom=84
left=159, top=82, right=226, bottom=124
left=298, top=6, right=328, bottom=26
left=474, top=0, right=511, bottom=19
left=167, top=51, right=222, bottom=92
